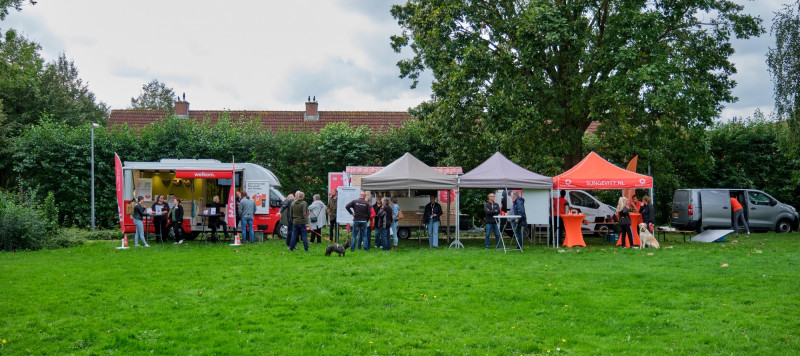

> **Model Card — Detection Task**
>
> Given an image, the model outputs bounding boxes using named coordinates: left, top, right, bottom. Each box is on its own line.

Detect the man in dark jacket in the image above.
left=484, top=193, right=502, bottom=249
left=510, top=191, right=526, bottom=249
left=422, top=195, right=444, bottom=248
left=289, top=191, right=310, bottom=251
left=279, top=194, right=295, bottom=247
left=345, top=191, right=371, bottom=251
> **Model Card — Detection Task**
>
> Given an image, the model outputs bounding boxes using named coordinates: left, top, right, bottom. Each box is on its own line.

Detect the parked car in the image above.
left=671, top=189, right=799, bottom=233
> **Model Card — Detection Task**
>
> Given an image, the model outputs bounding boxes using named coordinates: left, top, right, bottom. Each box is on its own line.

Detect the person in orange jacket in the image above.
left=730, top=196, right=751, bottom=234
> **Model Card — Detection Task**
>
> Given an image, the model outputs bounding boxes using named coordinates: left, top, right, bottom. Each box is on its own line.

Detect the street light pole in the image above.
left=91, top=123, right=100, bottom=230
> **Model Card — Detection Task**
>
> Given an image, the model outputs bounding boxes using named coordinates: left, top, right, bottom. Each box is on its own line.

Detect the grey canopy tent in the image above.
left=458, top=152, right=552, bottom=189
left=454, top=152, right=553, bottom=248
left=360, top=153, right=457, bottom=245
left=360, top=152, right=457, bottom=191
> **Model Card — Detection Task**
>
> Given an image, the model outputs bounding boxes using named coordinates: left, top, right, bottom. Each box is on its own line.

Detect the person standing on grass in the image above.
left=616, top=197, right=634, bottom=248
left=373, top=197, right=385, bottom=248
left=484, top=193, right=502, bottom=249
left=379, top=197, right=394, bottom=250
left=289, top=191, right=310, bottom=251
left=170, top=197, right=184, bottom=244
left=151, top=195, right=169, bottom=243
left=423, top=195, right=443, bottom=248
left=639, top=195, right=655, bottom=233
left=308, top=194, right=327, bottom=244
left=730, top=195, right=751, bottom=235
left=240, top=192, right=256, bottom=243
left=132, top=196, right=149, bottom=247
left=279, top=194, right=295, bottom=247
left=328, top=190, right=338, bottom=242
left=346, top=191, right=371, bottom=252
left=390, top=197, right=400, bottom=249
left=235, top=191, right=242, bottom=230
left=551, top=190, right=570, bottom=245
left=510, top=191, right=526, bottom=250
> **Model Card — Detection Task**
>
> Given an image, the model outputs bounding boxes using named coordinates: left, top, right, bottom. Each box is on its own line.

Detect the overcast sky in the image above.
left=2, top=0, right=789, bottom=120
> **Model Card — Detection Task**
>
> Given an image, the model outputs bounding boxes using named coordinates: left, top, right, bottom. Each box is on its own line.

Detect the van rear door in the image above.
left=700, top=189, right=731, bottom=229
left=671, top=189, right=693, bottom=227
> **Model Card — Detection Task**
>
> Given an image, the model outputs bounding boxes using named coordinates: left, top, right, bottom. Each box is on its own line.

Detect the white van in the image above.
left=671, top=189, right=798, bottom=233
left=553, top=190, right=617, bottom=235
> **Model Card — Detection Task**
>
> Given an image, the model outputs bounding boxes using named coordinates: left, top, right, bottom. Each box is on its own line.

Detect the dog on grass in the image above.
left=638, top=223, right=660, bottom=249
left=325, top=240, right=351, bottom=257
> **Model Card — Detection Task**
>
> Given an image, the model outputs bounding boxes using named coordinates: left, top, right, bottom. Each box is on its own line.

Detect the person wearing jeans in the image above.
left=484, top=193, right=502, bottom=248
left=132, top=196, right=149, bottom=247
left=510, top=191, right=527, bottom=249
left=423, top=195, right=443, bottom=248
left=390, top=197, right=400, bottom=248
left=346, top=191, right=372, bottom=251
left=239, top=191, right=256, bottom=243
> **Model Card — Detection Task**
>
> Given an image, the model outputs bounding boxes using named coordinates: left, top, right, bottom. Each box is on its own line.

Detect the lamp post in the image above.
left=91, top=123, right=100, bottom=230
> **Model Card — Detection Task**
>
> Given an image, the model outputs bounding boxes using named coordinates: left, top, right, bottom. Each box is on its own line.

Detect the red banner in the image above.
left=175, top=170, right=233, bottom=179
left=226, top=160, right=236, bottom=227
left=115, top=153, right=125, bottom=233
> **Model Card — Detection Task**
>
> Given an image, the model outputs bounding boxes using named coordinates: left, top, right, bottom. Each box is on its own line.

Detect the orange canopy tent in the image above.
left=553, top=152, right=652, bottom=190
left=551, top=152, right=653, bottom=248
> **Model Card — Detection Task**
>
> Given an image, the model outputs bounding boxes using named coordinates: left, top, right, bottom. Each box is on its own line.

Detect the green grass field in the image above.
left=1, top=232, right=799, bottom=355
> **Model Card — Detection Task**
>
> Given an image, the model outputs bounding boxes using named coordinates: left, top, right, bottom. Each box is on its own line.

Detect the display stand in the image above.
left=494, top=215, right=522, bottom=252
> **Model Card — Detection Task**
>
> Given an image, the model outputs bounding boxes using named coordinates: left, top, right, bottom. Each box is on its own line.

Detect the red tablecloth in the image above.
left=562, top=214, right=586, bottom=247
left=616, top=213, right=642, bottom=247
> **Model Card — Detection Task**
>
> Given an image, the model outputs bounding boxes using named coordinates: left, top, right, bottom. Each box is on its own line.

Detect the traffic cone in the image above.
left=230, top=233, right=242, bottom=246
left=116, top=234, right=130, bottom=249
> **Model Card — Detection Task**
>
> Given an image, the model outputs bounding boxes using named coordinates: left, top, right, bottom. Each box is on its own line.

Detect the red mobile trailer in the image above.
left=121, top=159, right=286, bottom=239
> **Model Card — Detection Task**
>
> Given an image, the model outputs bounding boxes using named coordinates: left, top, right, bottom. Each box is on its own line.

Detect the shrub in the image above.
left=0, top=189, right=61, bottom=251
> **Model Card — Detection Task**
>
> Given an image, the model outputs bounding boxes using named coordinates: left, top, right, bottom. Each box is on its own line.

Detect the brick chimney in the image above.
left=174, top=97, right=189, bottom=118
left=304, top=96, right=318, bottom=120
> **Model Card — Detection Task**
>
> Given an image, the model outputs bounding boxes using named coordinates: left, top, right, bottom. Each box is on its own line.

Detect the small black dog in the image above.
left=325, top=240, right=351, bottom=257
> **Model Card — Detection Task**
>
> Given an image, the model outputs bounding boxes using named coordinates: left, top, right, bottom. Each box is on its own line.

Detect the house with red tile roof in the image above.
left=108, top=98, right=413, bottom=133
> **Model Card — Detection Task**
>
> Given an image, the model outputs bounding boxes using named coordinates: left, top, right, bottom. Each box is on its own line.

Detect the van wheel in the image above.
left=398, top=227, right=411, bottom=239
left=275, top=223, right=289, bottom=239
left=597, top=225, right=610, bottom=238
left=776, top=219, right=792, bottom=233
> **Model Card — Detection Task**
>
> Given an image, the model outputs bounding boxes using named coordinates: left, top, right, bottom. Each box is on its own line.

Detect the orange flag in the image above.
left=622, top=155, right=638, bottom=207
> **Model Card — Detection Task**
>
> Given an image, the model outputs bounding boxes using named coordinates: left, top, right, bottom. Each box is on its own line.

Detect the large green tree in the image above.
left=767, top=0, right=800, bottom=157
left=391, top=0, right=763, bottom=170
left=129, top=79, right=176, bottom=111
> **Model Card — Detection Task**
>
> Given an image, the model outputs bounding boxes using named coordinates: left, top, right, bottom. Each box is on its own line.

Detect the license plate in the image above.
left=673, top=212, right=679, bottom=217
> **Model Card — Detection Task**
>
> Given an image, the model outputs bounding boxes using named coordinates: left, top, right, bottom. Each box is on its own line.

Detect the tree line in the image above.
left=10, top=113, right=798, bottom=231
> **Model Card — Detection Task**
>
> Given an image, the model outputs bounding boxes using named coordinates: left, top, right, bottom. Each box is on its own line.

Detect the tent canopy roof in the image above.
left=458, top=152, right=552, bottom=189
left=553, top=151, right=652, bottom=190
left=360, top=152, right=457, bottom=190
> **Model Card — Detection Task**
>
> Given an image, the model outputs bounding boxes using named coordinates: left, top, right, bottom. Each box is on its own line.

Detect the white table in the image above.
left=494, top=215, right=522, bottom=252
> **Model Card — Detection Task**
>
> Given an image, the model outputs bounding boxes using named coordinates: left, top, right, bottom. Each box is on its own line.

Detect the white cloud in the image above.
left=2, top=0, right=788, bottom=115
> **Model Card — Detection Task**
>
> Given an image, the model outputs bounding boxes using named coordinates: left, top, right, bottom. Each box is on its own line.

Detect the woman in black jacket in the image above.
left=616, top=197, right=634, bottom=248
left=639, top=195, right=655, bottom=233
left=170, top=197, right=185, bottom=244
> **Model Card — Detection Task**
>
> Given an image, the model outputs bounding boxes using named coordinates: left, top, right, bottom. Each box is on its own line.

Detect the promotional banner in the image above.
left=115, top=153, right=125, bottom=233
left=226, top=159, right=237, bottom=227
left=336, top=186, right=361, bottom=225
left=246, top=180, right=270, bottom=214
left=135, top=178, right=153, bottom=201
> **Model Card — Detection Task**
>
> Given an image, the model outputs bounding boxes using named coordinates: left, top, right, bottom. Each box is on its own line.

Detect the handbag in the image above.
left=310, top=208, right=321, bottom=223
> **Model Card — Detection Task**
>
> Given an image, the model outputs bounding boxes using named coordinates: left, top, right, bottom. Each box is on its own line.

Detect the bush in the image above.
left=0, top=189, right=61, bottom=251
left=61, top=228, right=121, bottom=241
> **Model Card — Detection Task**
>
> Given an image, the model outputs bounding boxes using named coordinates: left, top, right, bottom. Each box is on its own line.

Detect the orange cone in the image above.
left=230, top=233, right=242, bottom=246
left=117, top=234, right=130, bottom=249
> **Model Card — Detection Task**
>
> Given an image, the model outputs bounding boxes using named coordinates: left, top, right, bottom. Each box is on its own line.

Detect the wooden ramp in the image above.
left=691, top=229, right=733, bottom=243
